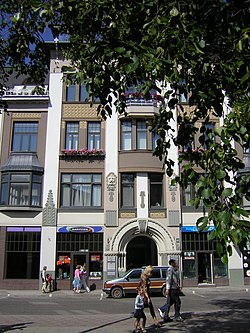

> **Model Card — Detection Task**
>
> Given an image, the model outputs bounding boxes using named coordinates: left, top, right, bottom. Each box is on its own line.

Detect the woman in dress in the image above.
left=138, top=265, right=162, bottom=327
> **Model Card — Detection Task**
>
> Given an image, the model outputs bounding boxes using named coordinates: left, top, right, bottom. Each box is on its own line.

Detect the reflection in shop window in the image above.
left=214, top=255, right=228, bottom=278
left=183, top=252, right=196, bottom=279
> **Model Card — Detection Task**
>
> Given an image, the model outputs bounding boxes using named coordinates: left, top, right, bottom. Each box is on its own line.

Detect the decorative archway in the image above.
left=109, top=218, right=177, bottom=270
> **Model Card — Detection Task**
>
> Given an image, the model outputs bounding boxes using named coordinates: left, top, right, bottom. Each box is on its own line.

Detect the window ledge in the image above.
left=0, top=206, right=42, bottom=212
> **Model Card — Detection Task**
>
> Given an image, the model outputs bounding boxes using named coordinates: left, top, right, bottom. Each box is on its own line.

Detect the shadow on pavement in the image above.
left=78, top=315, right=133, bottom=333
left=0, top=322, right=33, bottom=332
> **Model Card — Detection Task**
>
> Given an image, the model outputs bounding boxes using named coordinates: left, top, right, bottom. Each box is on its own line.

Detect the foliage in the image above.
left=0, top=0, right=250, bottom=261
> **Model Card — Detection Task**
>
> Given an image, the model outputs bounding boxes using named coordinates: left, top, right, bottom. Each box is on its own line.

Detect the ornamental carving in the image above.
left=106, top=172, right=117, bottom=202
left=42, top=190, right=57, bottom=226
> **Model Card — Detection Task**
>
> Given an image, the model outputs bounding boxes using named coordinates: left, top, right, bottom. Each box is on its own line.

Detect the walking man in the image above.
left=158, top=259, right=183, bottom=322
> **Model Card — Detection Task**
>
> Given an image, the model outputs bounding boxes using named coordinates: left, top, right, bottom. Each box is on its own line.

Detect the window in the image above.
left=152, top=132, right=161, bottom=149
left=200, top=122, right=215, bottom=149
left=12, top=122, right=38, bottom=152
left=121, top=174, right=134, bottom=207
left=121, top=120, right=132, bottom=150
left=136, top=120, right=147, bottom=149
left=182, top=183, right=196, bottom=207
left=80, top=84, right=88, bottom=102
left=61, top=174, right=102, bottom=207
left=66, top=81, right=76, bottom=101
left=65, top=122, right=79, bottom=150
left=88, top=122, right=101, bottom=150
left=0, top=173, right=42, bottom=207
left=149, top=173, right=163, bottom=207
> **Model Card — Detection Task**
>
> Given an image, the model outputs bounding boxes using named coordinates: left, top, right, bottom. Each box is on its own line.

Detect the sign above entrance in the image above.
left=181, top=226, right=215, bottom=232
left=57, top=226, right=103, bottom=233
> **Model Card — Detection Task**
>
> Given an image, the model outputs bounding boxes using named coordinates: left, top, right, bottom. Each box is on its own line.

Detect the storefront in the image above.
left=56, top=226, right=103, bottom=289
left=181, top=226, right=229, bottom=286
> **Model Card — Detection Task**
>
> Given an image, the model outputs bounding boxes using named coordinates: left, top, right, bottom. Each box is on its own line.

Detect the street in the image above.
left=0, top=287, right=249, bottom=332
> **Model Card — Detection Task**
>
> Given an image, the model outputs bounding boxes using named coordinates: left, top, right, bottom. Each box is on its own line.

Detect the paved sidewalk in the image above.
left=0, top=286, right=249, bottom=333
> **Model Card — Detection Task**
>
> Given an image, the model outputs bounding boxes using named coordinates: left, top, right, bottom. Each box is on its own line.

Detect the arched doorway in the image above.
left=126, top=236, right=157, bottom=269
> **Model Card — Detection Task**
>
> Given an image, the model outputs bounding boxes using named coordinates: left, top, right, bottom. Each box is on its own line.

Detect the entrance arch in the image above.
left=126, top=235, right=157, bottom=269
left=109, top=218, right=178, bottom=271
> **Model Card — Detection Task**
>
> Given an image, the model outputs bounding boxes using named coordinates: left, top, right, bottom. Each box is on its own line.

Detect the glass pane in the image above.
left=11, top=174, right=30, bottom=182
left=61, top=184, right=71, bottom=206
left=62, top=174, right=71, bottom=183
left=122, top=133, right=132, bottom=150
left=80, top=84, right=89, bottom=101
left=31, top=183, right=41, bottom=206
left=183, top=259, right=196, bottom=278
left=137, top=132, right=147, bottom=149
left=73, top=174, right=91, bottom=183
left=9, top=184, right=30, bottom=205
left=92, top=185, right=101, bottom=206
left=93, top=174, right=101, bottom=183
left=214, top=258, right=228, bottom=278
left=66, top=84, right=76, bottom=101
left=150, top=184, right=162, bottom=206
left=122, top=186, right=134, bottom=207
left=29, top=134, right=37, bottom=151
left=0, top=183, right=8, bottom=205
left=12, top=134, right=21, bottom=152
left=21, top=134, right=29, bottom=151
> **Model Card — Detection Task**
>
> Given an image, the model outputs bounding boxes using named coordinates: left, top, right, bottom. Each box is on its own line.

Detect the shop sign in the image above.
left=184, top=251, right=195, bottom=260
left=57, top=226, right=103, bottom=233
left=181, top=226, right=215, bottom=232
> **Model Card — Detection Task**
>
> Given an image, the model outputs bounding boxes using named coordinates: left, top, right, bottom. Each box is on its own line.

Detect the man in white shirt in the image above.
left=158, top=259, right=183, bottom=322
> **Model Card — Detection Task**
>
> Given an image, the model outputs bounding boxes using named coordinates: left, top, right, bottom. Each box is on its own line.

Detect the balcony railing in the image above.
left=2, top=85, right=49, bottom=101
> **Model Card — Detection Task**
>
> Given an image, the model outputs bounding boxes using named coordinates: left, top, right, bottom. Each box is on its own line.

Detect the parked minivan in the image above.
left=103, top=266, right=169, bottom=299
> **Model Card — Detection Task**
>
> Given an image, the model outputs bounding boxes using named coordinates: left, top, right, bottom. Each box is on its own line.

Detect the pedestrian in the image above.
left=46, top=273, right=53, bottom=292
left=138, top=265, right=162, bottom=327
left=41, top=266, right=48, bottom=293
left=133, top=286, right=147, bottom=333
left=80, top=264, right=90, bottom=292
left=158, top=259, right=183, bottom=322
left=73, top=265, right=81, bottom=293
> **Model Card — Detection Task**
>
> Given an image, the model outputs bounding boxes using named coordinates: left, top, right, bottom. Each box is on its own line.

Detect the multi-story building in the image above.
left=0, top=43, right=249, bottom=290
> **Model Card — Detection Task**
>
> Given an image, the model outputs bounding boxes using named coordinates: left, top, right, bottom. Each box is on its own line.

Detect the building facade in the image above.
left=0, top=45, right=249, bottom=290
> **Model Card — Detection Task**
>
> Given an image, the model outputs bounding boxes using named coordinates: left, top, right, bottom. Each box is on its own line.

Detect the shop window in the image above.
left=60, top=173, right=102, bottom=207
left=87, top=122, right=101, bottom=150
left=121, top=120, right=132, bottom=150
left=136, top=120, right=147, bottom=149
left=121, top=173, right=134, bottom=207
left=0, top=172, right=42, bottom=207
left=149, top=173, right=163, bottom=208
left=65, top=122, right=79, bottom=150
left=214, top=254, right=228, bottom=278
left=12, top=122, right=38, bottom=152
left=6, top=228, right=41, bottom=279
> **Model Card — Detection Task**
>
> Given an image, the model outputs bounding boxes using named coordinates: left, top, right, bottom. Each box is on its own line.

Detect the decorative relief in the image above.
left=63, top=104, right=100, bottom=118
left=61, top=121, right=65, bottom=129
left=12, top=113, right=41, bottom=119
left=42, top=190, right=57, bottom=226
left=168, top=174, right=177, bottom=202
left=106, top=172, right=117, bottom=202
left=120, top=212, right=136, bottom=218
left=137, top=219, right=148, bottom=234
left=150, top=212, right=166, bottom=218
left=80, top=121, right=87, bottom=129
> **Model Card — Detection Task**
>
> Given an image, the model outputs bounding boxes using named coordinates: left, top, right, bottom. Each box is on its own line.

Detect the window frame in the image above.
left=12, top=121, right=38, bottom=153
left=60, top=173, right=102, bottom=208
left=65, top=121, right=79, bottom=150
left=149, top=173, right=163, bottom=208
left=0, top=172, right=42, bottom=207
left=121, top=173, right=135, bottom=208
left=87, top=121, right=101, bottom=150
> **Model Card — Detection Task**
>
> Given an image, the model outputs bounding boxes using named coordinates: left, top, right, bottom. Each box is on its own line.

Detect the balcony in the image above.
left=2, top=85, right=49, bottom=102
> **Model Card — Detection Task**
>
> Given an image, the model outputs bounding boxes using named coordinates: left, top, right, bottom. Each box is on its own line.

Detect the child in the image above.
left=133, top=287, right=147, bottom=333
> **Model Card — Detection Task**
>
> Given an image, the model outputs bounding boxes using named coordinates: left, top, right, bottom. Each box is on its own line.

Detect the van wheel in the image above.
left=111, top=286, right=123, bottom=299
left=161, top=285, right=166, bottom=297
